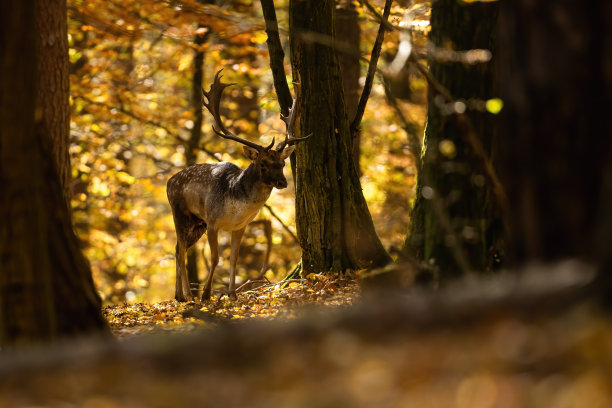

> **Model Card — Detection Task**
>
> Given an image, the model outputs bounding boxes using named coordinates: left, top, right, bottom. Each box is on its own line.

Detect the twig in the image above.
left=378, top=72, right=422, bottom=169
left=350, top=0, right=393, bottom=135
left=358, top=0, right=396, bottom=32
left=263, top=204, right=299, bottom=244
left=241, top=279, right=306, bottom=293
left=236, top=278, right=270, bottom=293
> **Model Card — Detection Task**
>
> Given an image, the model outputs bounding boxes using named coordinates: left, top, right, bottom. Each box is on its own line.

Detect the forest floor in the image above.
left=103, top=273, right=360, bottom=338
left=2, top=268, right=612, bottom=408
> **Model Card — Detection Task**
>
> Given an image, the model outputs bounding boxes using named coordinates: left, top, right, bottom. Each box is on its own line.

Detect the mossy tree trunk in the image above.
left=289, top=0, right=391, bottom=274
left=0, top=0, right=109, bottom=347
left=403, top=0, right=500, bottom=278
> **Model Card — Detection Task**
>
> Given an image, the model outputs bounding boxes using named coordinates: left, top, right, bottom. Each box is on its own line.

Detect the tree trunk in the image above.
left=289, top=0, right=391, bottom=274
left=0, top=0, right=109, bottom=347
left=403, top=0, right=500, bottom=278
left=496, top=0, right=612, bottom=272
left=335, top=0, right=361, bottom=175
left=36, top=0, right=72, bottom=201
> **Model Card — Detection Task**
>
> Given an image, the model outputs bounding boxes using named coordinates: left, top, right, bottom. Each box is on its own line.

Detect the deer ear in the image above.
left=243, top=146, right=259, bottom=160
left=280, top=145, right=296, bottom=160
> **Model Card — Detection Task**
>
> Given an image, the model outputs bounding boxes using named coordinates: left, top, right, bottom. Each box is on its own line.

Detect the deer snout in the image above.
left=274, top=178, right=288, bottom=189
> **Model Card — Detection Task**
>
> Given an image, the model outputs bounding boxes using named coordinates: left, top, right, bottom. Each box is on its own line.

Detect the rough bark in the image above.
left=403, top=0, right=500, bottom=278
left=36, top=0, right=71, bottom=201
left=0, top=0, right=109, bottom=347
left=336, top=0, right=361, bottom=173
left=496, top=0, right=612, bottom=273
left=290, top=0, right=391, bottom=274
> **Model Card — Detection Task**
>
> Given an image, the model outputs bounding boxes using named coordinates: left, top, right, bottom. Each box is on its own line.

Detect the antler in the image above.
left=276, top=83, right=312, bottom=152
left=202, top=69, right=274, bottom=151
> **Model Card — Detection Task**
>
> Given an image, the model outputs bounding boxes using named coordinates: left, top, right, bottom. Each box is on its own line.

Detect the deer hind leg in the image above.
left=201, top=228, right=219, bottom=301
left=185, top=218, right=206, bottom=297
left=174, top=239, right=190, bottom=302
left=173, top=214, right=205, bottom=302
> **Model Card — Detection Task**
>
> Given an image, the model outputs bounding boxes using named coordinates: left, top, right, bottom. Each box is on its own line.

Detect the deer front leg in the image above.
left=202, top=228, right=219, bottom=301
left=228, top=227, right=246, bottom=300
left=174, top=240, right=192, bottom=301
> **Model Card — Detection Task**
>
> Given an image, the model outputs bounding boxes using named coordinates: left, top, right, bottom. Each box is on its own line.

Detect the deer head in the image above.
left=201, top=69, right=309, bottom=189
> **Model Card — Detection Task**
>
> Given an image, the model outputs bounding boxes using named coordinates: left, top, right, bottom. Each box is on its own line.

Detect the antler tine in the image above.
left=277, top=83, right=310, bottom=151
left=202, top=68, right=266, bottom=151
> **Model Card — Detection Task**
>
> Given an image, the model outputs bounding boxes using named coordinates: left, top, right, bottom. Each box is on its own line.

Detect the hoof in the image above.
left=227, top=291, right=237, bottom=301
left=201, top=290, right=211, bottom=301
left=175, top=290, right=193, bottom=302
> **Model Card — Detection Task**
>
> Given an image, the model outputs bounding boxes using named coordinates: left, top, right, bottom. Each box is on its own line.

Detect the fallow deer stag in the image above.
left=167, top=69, right=309, bottom=301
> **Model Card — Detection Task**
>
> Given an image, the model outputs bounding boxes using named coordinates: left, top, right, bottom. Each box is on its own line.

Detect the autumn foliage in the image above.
left=67, top=0, right=429, bottom=303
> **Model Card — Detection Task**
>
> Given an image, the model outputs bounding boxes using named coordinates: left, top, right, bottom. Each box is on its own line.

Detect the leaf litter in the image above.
left=103, top=273, right=359, bottom=338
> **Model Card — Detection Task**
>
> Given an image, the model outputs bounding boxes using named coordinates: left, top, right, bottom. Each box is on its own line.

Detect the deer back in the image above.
left=167, top=161, right=273, bottom=231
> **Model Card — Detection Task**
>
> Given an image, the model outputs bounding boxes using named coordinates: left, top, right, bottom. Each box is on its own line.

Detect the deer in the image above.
left=167, top=69, right=309, bottom=301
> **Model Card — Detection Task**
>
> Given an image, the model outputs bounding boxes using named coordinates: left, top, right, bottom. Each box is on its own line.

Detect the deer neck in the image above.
left=230, top=162, right=272, bottom=203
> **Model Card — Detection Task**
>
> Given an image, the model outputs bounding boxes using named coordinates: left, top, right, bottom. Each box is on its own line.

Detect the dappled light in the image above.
left=1, top=0, right=610, bottom=406
left=67, top=0, right=427, bottom=303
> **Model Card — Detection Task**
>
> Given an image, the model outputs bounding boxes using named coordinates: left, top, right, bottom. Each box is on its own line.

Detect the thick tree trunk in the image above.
left=496, top=0, right=612, bottom=271
left=0, top=0, right=109, bottom=347
left=403, top=0, right=500, bottom=278
left=36, top=0, right=71, bottom=201
left=289, top=0, right=391, bottom=274
left=336, top=0, right=361, bottom=175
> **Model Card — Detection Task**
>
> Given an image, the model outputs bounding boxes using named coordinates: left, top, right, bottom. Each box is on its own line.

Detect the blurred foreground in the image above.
left=1, top=264, right=610, bottom=408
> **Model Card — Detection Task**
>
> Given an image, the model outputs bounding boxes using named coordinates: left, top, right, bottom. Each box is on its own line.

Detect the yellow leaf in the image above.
left=252, top=31, right=268, bottom=44
left=486, top=98, right=504, bottom=114
left=178, top=54, right=192, bottom=71
left=117, top=171, right=135, bottom=184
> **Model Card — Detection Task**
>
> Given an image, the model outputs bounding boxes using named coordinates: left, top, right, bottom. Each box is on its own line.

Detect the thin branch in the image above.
left=359, top=0, right=396, bottom=32
left=235, top=278, right=270, bottom=293
left=260, top=0, right=293, bottom=116
left=263, top=204, right=299, bottom=244
left=379, top=72, right=422, bottom=169
left=238, top=279, right=306, bottom=293
left=350, top=0, right=393, bottom=135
